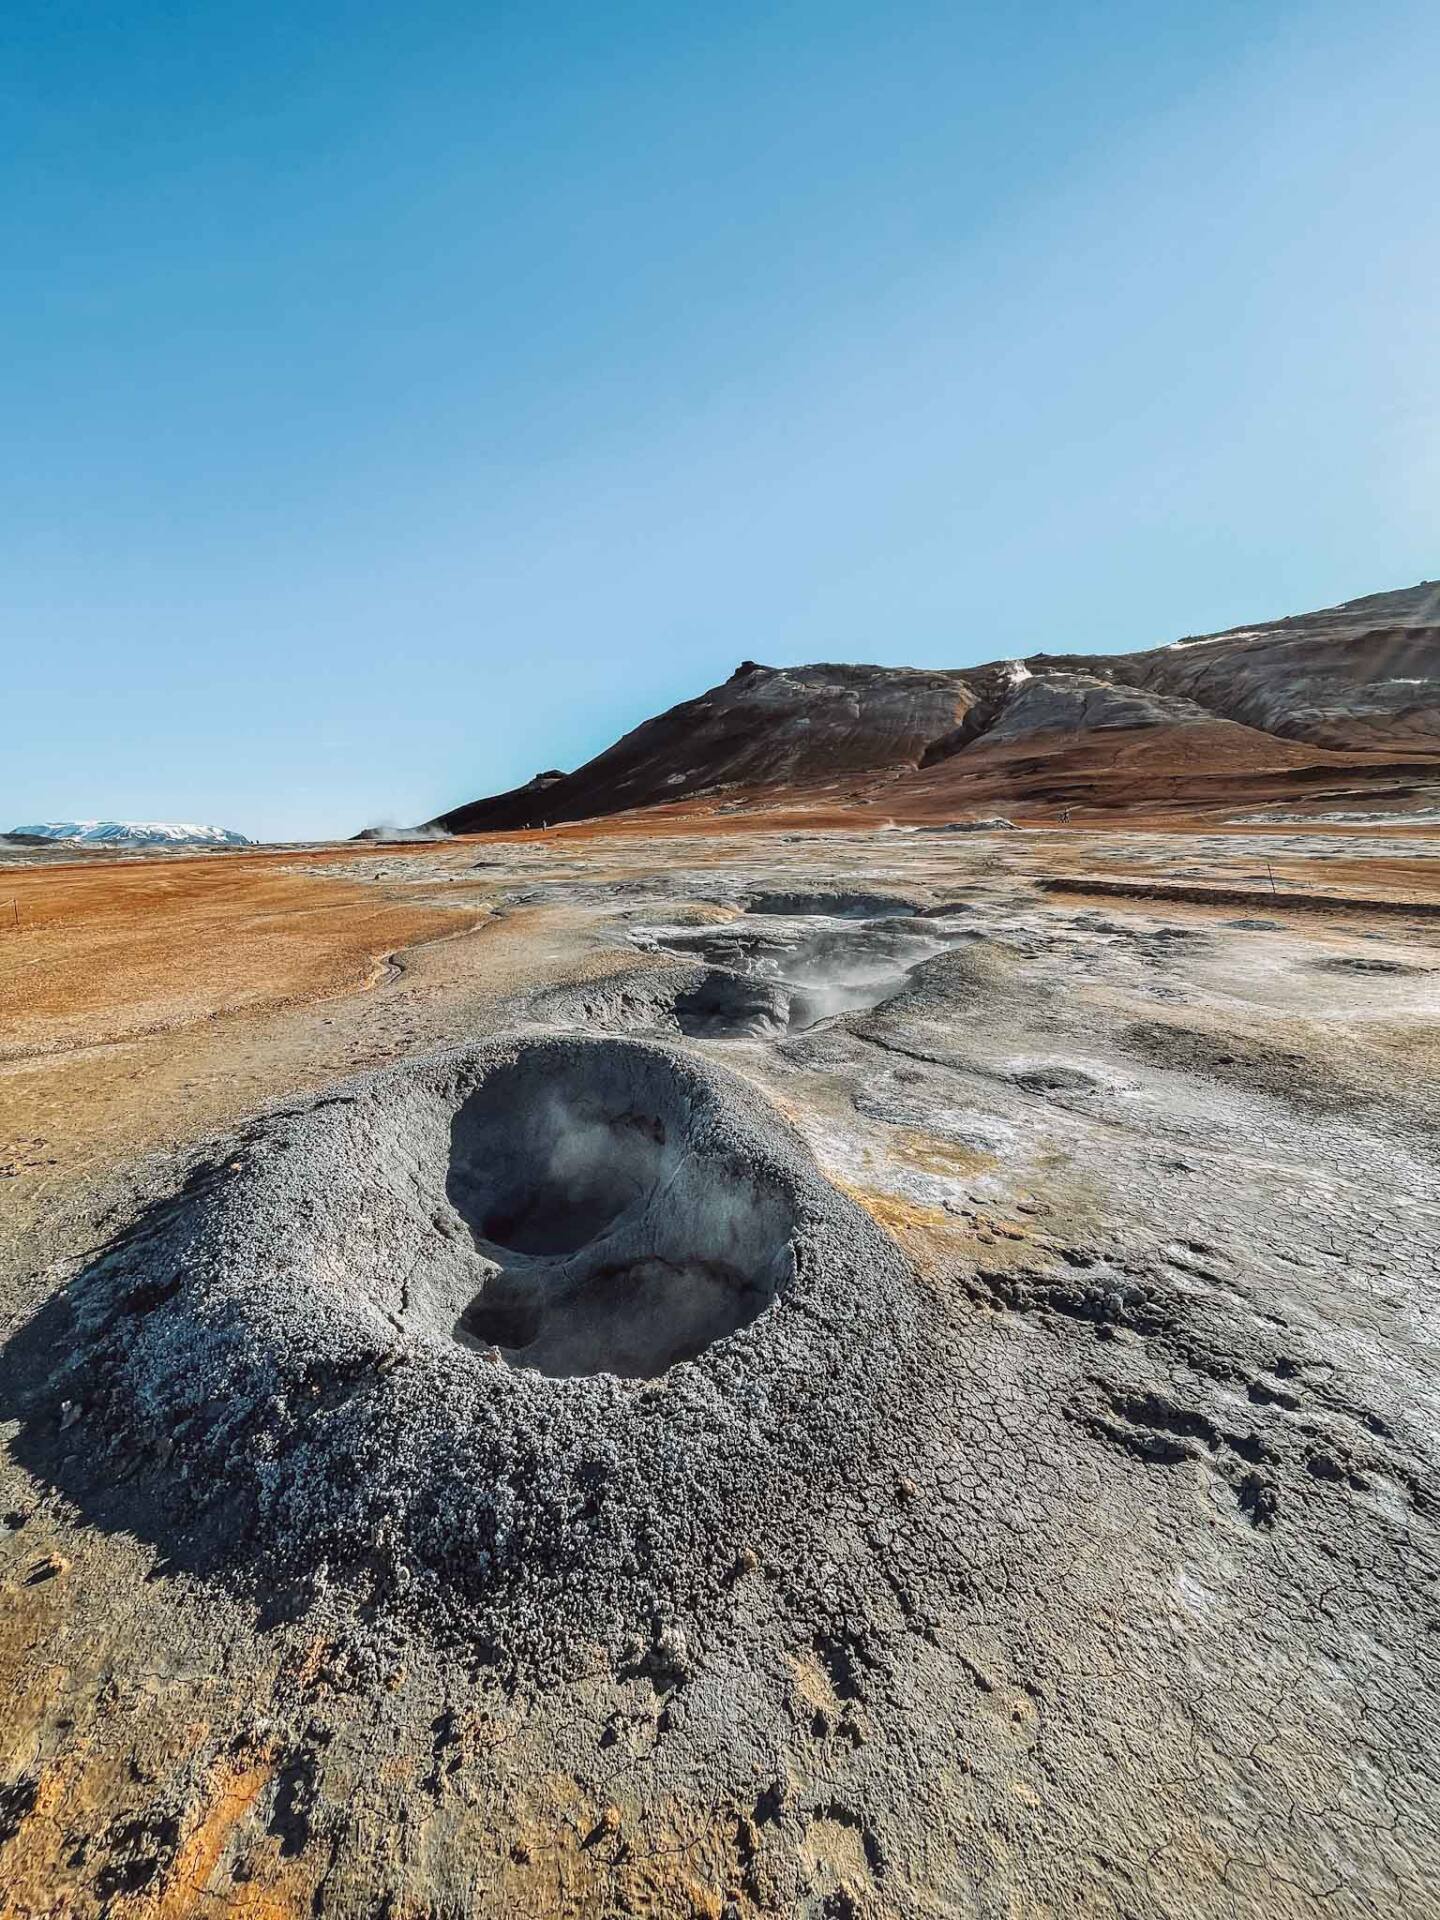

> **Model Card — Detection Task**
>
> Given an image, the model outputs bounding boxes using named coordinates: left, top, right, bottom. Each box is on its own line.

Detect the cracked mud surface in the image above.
left=3, top=821, right=1440, bottom=1916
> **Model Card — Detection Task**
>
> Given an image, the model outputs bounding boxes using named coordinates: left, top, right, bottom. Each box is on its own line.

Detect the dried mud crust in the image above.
left=3, top=1035, right=919, bottom=1679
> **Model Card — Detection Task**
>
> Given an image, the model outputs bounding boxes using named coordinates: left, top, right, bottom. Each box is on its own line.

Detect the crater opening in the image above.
left=537, top=964, right=790, bottom=1041
left=638, top=914, right=974, bottom=1032
left=447, top=1065, right=668, bottom=1256
left=444, top=1046, right=795, bottom=1378
left=459, top=1254, right=776, bottom=1379
left=672, top=968, right=790, bottom=1039
left=460, top=1296, right=543, bottom=1350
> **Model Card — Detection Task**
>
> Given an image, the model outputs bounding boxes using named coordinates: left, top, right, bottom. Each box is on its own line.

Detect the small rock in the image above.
left=648, top=1624, right=691, bottom=1682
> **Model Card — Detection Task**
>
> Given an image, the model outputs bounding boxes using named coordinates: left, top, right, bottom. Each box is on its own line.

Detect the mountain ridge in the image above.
left=9, top=821, right=254, bottom=847
left=431, top=580, right=1440, bottom=832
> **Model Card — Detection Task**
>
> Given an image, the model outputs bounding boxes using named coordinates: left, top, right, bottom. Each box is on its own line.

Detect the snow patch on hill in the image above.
left=10, top=821, right=254, bottom=846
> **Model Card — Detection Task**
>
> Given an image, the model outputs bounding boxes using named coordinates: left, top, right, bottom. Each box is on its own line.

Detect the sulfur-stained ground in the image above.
left=2, top=818, right=1439, bottom=1918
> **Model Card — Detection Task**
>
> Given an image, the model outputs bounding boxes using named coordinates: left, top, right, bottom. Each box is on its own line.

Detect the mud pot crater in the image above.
left=445, top=1049, right=793, bottom=1376
left=4, top=1035, right=917, bottom=1675
left=630, top=906, right=980, bottom=1032
left=530, top=960, right=790, bottom=1041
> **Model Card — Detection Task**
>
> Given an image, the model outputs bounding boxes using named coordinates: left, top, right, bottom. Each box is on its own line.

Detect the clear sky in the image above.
left=4, top=1, right=1437, bottom=840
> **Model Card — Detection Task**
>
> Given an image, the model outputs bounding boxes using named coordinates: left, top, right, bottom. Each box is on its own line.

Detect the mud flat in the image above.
left=3, top=820, right=1440, bottom=1916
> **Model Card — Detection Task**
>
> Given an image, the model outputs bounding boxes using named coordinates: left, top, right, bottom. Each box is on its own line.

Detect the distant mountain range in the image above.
left=431, top=580, right=1440, bottom=831
left=8, top=821, right=254, bottom=847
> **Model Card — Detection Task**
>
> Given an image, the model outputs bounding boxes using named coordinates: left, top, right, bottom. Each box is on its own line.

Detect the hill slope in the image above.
left=10, top=821, right=254, bottom=847
left=432, top=580, right=1440, bottom=831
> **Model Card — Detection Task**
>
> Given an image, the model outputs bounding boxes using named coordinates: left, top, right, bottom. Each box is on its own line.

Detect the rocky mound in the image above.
left=430, top=580, right=1440, bottom=830
left=8, top=1035, right=917, bottom=1678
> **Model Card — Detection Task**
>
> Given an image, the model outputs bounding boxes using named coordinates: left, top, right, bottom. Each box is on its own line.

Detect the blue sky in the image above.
left=4, top=1, right=1436, bottom=840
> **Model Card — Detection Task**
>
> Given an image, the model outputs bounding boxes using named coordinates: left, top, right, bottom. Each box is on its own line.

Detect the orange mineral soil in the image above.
left=0, top=849, right=488, bottom=1058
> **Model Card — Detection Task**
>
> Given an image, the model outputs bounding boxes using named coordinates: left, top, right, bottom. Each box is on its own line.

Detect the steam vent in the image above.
left=14, top=1037, right=918, bottom=1677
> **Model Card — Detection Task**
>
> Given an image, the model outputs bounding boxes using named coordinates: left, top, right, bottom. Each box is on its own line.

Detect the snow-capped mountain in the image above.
left=9, top=821, right=254, bottom=847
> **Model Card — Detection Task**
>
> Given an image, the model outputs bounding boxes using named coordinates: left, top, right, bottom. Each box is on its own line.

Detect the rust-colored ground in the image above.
left=0, top=855, right=488, bottom=1058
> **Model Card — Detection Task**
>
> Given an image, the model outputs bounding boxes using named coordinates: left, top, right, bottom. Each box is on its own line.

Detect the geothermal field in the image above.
left=3, top=584, right=1440, bottom=1917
